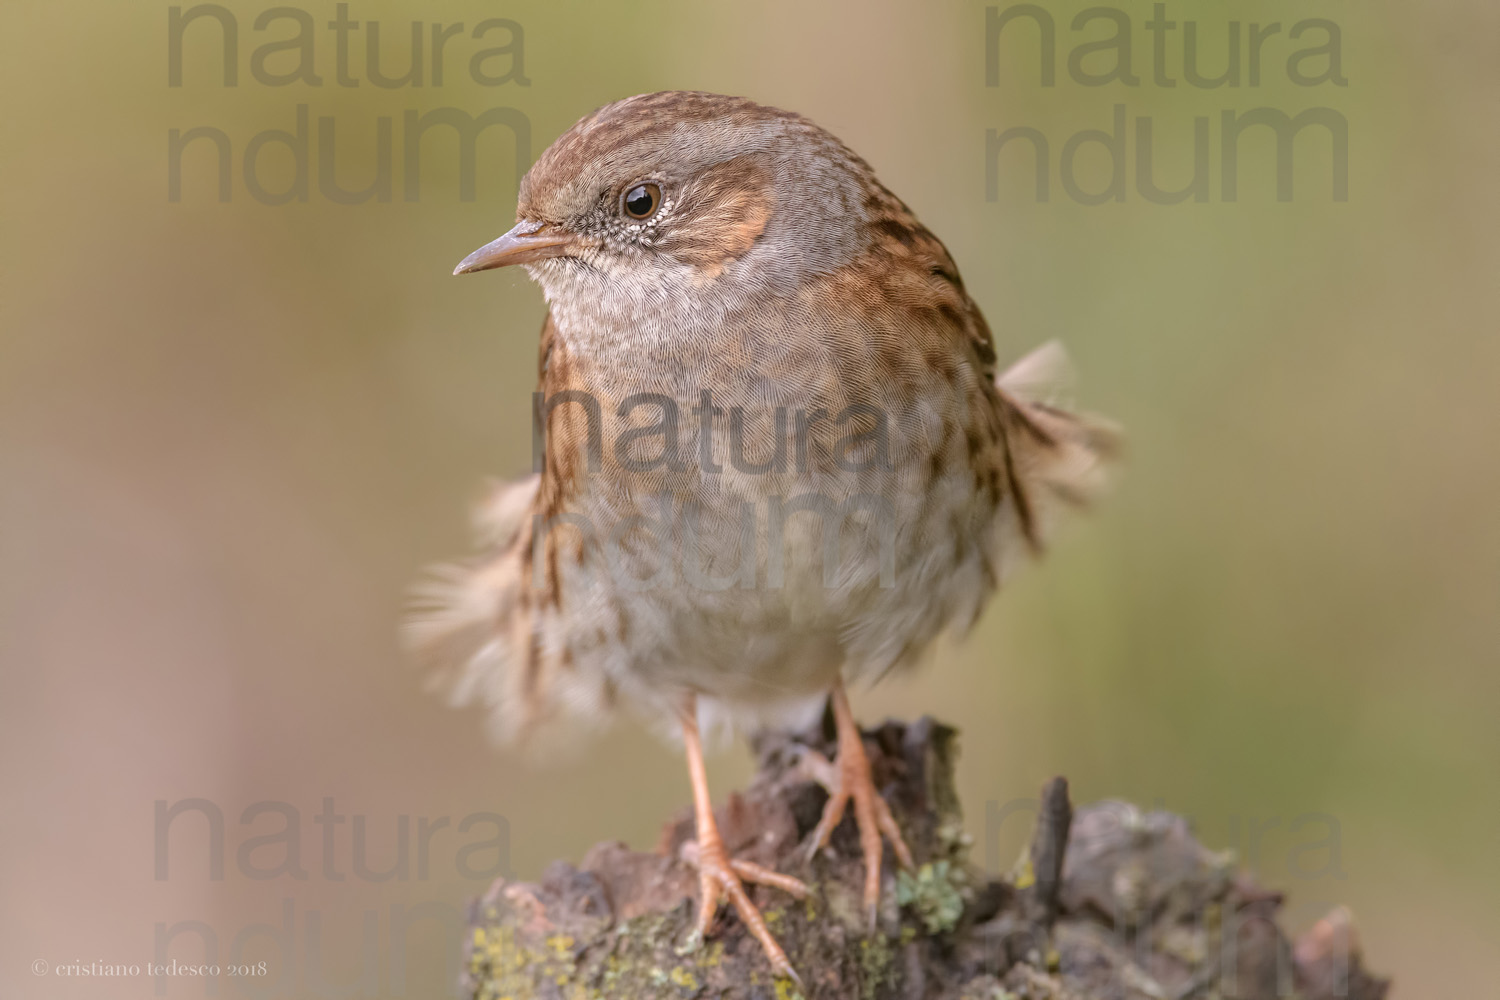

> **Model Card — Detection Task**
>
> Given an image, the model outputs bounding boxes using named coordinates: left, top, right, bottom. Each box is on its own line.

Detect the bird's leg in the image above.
left=678, top=694, right=807, bottom=984
left=804, top=678, right=915, bottom=924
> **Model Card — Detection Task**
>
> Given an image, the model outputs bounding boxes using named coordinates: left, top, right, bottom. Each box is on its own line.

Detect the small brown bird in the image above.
left=408, top=91, right=1115, bottom=981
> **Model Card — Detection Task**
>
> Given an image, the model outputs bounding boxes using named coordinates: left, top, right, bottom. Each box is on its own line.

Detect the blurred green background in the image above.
left=2, top=0, right=1496, bottom=996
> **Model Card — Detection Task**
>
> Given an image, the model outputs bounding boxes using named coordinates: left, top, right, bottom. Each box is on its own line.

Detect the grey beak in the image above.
left=453, top=220, right=576, bottom=275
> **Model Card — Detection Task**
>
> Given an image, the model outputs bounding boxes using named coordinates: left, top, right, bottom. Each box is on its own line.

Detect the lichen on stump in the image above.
left=460, top=717, right=1390, bottom=1000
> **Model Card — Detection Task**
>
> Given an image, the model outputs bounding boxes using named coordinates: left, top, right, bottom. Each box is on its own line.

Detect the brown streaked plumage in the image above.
left=407, top=91, right=1117, bottom=981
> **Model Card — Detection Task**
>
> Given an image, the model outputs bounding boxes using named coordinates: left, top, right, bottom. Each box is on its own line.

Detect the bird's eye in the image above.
left=622, top=183, right=661, bottom=220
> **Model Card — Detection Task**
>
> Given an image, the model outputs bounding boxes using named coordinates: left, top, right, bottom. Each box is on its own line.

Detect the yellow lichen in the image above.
left=1013, top=855, right=1036, bottom=890
left=858, top=935, right=897, bottom=1000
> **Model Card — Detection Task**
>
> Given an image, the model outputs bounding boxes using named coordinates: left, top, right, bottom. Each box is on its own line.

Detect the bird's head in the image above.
left=454, top=92, right=875, bottom=327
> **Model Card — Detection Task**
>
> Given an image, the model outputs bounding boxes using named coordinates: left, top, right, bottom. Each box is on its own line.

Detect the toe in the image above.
left=806, top=790, right=849, bottom=861
left=695, top=870, right=720, bottom=936
left=682, top=839, right=803, bottom=982
left=873, top=793, right=915, bottom=870
left=730, top=858, right=809, bottom=899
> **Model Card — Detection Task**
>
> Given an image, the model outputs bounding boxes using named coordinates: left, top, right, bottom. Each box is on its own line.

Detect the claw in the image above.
left=679, top=694, right=805, bottom=983
left=804, top=680, right=915, bottom=924
left=684, top=837, right=805, bottom=984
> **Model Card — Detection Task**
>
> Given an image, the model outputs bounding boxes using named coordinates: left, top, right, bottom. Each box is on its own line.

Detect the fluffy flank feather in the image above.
left=402, top=475, right=540, bottom=735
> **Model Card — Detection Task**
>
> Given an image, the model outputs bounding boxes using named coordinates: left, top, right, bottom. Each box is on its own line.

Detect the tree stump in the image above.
left=460, top=717, right=1390, bottom=999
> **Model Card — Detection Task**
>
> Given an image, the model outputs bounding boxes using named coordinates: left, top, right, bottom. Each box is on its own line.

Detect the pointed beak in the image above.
left=453, top=220, right=576, bottom=275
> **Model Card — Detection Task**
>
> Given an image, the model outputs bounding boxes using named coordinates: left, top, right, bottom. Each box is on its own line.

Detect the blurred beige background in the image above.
left=2, top=0, right=1497, bottom=996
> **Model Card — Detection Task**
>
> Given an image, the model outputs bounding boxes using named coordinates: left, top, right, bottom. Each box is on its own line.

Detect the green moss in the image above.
left=935, top=820, right=973, bottom=859
left=896, top=860, right=967, bottom=935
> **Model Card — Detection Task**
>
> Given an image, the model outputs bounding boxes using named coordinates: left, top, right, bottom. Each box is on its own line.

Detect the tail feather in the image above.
left=995, top=341, right=1121, bottom=553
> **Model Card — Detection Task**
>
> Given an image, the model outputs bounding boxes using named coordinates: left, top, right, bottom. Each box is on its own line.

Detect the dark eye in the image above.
left=622, top=183, right=661, bottom=220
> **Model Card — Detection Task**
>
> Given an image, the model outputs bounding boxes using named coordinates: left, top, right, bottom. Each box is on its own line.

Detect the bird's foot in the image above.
left=680, top=838, right=807, bottom=984
left=801, top=684, right=915, bottom=925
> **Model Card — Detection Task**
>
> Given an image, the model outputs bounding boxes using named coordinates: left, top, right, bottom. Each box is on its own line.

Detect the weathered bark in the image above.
left=461, top=717, right=1390, bottom=999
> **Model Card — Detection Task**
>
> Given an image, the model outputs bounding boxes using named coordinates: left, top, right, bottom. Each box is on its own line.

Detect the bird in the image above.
left=406, top=91, right=1116, bottom=982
